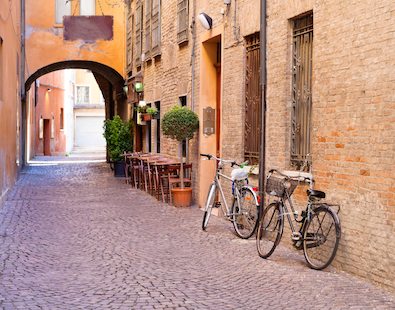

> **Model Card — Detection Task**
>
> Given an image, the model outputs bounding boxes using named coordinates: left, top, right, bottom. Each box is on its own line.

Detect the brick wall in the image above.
left=266, top=0, right=395, bottom=291
left=128, top=0, right=395, bottom=291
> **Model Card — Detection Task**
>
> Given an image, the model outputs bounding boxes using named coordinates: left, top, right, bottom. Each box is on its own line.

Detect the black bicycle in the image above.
left=256, top=169, right=341, bottom=270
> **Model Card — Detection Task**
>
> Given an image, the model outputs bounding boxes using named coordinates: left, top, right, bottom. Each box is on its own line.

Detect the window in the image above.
left=179, top=96, right=187, bottom=157
left=126, top=4, right=133, bottom=71
left=244, top=33, right=261, bottom=165
left=151, top=0, right=161, bottom=56
left=80, top=0, right=95, bottom=15
left=144, top=0, right=152, bottom=59
left=60, top=108, right=64, bottom=129
left=135, top=0, right=143, bottom=66
left=76, top=86, right=90, bottom=104
left=291, top=13, right=313, bottom=168
left=177, top=0, right=189, bottom=44
left=55, top=0, right=71, bottom=24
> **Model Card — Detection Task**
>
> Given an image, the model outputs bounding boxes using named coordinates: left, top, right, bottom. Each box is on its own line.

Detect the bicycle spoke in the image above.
left=303, top=206, right=340, bottom=270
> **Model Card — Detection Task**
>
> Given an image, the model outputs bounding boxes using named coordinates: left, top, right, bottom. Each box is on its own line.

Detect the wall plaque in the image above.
left=203, top=107, right=215, bottom=136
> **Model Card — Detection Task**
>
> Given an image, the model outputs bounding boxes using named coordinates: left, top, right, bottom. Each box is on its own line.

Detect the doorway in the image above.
left=199, top=34, right=222, bottom=207
left=43, top=119, right=51, bottom=156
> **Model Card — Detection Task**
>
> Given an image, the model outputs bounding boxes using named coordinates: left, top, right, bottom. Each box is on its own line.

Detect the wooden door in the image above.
left=43, top=119, right=51, bottom=156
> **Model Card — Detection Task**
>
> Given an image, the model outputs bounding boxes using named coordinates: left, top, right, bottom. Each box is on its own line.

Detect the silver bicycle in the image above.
left=200, top=153, right=259, bottom=239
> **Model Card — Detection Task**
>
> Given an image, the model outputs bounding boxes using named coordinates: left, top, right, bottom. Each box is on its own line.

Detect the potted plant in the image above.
left=162, top=105, right=199, bottom=207
left=103, top=115, right=133, bottom=177
left=147, top=106, right=159, bottom=119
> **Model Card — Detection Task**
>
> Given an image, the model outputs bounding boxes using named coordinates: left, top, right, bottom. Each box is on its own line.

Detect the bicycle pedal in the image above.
left=291, top=232, right=301, bottom=241
left=214, top=202, right=221, bottom=208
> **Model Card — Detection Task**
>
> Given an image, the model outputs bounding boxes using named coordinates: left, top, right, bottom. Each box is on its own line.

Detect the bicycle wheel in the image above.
left=303, top=205, right=341, bottom=270
left=202, top=183, right=216, bottom=231
left=232, top=187, right=259, bottom=239
left=256, top=202, right=283, bottom=258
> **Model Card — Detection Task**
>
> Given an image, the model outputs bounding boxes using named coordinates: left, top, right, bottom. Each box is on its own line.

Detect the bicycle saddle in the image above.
left=307, top=189, right=326, bottom=199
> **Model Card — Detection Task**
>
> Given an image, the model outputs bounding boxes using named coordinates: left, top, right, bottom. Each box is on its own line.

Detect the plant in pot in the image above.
left=103, top=115, right=133, bottom=177
left=147, top=106, right=159, bottom=119
left=162, top=105, right=199, bottom=207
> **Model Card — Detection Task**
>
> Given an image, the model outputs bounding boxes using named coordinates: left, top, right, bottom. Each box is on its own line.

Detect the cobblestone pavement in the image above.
left=0, top=161, right=394, bottom=309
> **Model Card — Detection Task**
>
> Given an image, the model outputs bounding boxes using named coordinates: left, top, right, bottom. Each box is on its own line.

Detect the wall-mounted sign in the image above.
left=203, top=107, right=215, bottom=136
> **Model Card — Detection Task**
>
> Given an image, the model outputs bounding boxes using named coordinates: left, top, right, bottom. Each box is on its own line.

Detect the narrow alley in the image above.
left=0, top=161, right=393, bottom=309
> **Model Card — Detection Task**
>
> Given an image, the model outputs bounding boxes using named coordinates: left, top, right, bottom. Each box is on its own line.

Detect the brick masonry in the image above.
left=126, top=0, right=395, bottom=291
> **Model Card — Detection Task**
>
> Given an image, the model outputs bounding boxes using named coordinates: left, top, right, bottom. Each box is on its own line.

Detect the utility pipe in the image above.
left=258, top=0, right=267, bottom=216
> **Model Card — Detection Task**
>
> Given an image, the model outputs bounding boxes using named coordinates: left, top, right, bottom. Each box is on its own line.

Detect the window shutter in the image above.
left=151, top=0, right=161, bottom=56
left=144, top=0, right=151, bottom=59
left=177, top=0, right=188, bottom=44
left=126, top=4, right=133, bottom=71
left=135, top=0, right=142, bottom=66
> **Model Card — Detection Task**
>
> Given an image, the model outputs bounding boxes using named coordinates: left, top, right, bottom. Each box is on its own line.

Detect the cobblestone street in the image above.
left=0, top=160, right=394, bottom=309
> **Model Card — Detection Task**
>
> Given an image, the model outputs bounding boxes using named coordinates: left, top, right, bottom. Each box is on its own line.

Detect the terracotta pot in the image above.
left=171, top=187, right=192, bottom=207
left=141, top=113, right=152, bottom=121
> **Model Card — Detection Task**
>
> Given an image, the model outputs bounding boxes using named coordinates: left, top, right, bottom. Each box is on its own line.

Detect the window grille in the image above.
left=291, top=13, right=313, bottom=167
left=244, top=33, right=261, bottom=165
left=177, top=0, right=188, bottom=44
left=151, top=0, right=161, bottom=56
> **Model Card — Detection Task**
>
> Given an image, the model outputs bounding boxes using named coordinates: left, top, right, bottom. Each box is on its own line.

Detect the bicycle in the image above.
left=256, top=168, right=341, bottom=270
left=200, top=153, right=259, bottom=239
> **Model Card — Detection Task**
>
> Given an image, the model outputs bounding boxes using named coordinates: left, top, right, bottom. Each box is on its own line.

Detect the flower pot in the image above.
left=113, top=160, right=126, bottom=177
left=171, top=187, right=192, bottom=207
left=141, top=113, right=152, bottom=121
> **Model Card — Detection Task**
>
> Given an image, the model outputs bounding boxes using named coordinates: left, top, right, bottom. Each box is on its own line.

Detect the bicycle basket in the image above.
left=265, top=176, right=298, bottom=198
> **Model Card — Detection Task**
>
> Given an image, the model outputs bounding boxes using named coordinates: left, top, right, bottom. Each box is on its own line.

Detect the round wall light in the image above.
left=198, top=12, right=213, bottom=30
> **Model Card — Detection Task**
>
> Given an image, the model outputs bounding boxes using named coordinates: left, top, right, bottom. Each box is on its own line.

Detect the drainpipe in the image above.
left=258, top=0, right=267, bottom=215
left=190, top=0, right=196, bottom=112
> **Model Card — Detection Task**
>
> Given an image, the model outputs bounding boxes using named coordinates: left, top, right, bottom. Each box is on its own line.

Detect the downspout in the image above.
left=190, top=0, right=196, bottom=112
left=258, top=0, right=267, bottom=216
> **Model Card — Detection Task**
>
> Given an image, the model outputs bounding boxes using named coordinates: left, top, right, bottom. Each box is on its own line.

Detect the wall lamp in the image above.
left=198, top=13, right=213, bottom=30
left=46, top=87, right=52, bottom=92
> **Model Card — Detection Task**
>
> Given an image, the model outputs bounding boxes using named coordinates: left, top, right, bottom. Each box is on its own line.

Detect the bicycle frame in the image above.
left=212, top=167, right=245, bottom=218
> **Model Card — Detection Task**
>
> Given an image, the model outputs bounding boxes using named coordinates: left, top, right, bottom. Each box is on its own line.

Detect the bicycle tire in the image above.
left=202, top=183, right=216, bottom=231
left=303, top=205, right=341, bottom=270
left=232, top=187, right=259, bottom=239
left=256, top=202, right=283, bottom=258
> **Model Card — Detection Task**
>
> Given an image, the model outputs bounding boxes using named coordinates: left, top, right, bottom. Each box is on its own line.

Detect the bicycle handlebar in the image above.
left=200, top=153, right=242, bottom=167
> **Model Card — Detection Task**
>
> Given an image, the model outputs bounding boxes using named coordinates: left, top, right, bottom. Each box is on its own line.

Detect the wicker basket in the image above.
left=265, top=176, right=298, bottom=198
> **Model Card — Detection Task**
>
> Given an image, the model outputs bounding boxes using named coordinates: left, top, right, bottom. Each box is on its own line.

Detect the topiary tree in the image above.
left=103, top=115, right=133, bottom=162
left=162, top=106, right=199, bottom=188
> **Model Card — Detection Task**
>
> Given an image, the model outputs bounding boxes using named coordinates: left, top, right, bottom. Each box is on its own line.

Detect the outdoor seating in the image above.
left=124, top=153, right=190, bottom=204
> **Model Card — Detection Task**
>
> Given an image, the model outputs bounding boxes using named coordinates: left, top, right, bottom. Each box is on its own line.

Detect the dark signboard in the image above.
left=64, top=16, right=113, bottom=41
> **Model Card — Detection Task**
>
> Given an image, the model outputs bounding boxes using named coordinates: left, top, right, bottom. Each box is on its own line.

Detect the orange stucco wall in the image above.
left=25, top=0, right=126, bottom=80
left=0, top=0, right=21, bottom=204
